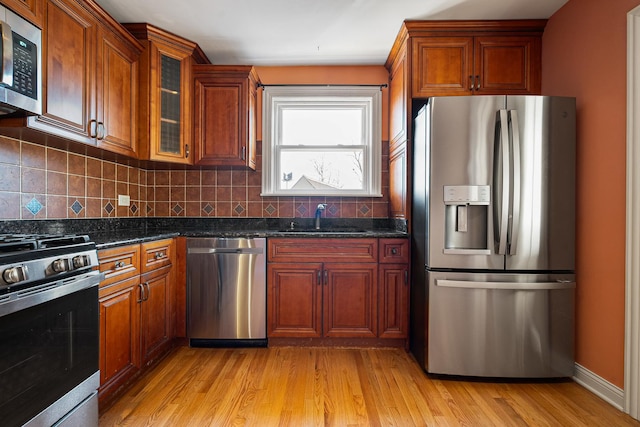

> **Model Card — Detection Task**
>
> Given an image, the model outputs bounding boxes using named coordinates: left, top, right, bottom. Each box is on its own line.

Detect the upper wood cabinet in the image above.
left=22, top=0, right=141, bottom=157
left=1, top=0, right=44, bottom=27
left=412, top=35, right=541, bottom=97
left=125, top=23, right=209, bottom=165
left=193, top=65, right=259, bottom=169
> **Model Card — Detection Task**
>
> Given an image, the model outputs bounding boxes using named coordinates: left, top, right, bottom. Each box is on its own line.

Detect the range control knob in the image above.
left=51, top=258, right=70, bottom=273
left=3, top=265, right=28, bottom=284
left=72, top=255, right=90, bottom=269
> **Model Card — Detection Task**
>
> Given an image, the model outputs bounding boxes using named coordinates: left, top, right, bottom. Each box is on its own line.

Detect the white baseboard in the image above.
left=573, top=363, right=625, bottom=411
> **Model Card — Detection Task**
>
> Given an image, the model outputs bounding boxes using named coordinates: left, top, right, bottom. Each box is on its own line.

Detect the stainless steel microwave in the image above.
left=0, top=5, right=41, bottom=116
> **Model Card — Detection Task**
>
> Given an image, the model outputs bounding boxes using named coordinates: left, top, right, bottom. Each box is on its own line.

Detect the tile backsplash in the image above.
left=0, top=136, right=390, bottom=220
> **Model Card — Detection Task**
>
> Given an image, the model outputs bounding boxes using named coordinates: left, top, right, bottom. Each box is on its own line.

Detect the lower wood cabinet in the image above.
left=97, top=238, right=175, bottom=407
left=267, top=237, right=408, bottom=345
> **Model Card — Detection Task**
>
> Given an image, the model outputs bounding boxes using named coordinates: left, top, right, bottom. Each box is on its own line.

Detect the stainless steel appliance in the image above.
left=187, top=237, right=266, bottom=347
left=0, top=5, right=42, bottom=116
left=0, top=234, right=101, bottom=427
left=411, top=96, right=576, bottom=378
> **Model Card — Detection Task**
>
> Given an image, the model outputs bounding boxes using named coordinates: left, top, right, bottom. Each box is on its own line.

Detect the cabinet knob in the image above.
left=391, top=248, right=398, bottom=255
left=185, top=144, right=190, bottom=158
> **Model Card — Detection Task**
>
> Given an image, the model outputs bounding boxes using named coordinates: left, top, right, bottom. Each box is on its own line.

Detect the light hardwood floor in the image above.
left=99, top=346, right=640, bottom=426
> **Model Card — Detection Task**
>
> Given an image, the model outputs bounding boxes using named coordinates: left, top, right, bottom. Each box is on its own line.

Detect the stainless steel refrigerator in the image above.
left=411, top=95, right=576, bottom=378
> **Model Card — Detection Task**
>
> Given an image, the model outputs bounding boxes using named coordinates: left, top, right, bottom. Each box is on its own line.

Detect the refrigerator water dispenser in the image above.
left=443, top=185, right=490, bottom=254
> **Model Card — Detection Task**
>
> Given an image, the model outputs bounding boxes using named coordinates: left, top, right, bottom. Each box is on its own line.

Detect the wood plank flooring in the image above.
left=99, top=346, right=640, bottom=426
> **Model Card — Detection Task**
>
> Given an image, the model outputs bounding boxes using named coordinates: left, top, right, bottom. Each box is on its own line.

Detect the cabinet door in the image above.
left=28, top=0, right=95, bottom=144
left=2, top=0, right=43, bottom=27
left=389, top=142, right=407, bottom=220
left=267, top=263, right=322, bottom=337
left=95, top=24, right=139, bottom=157
left=412, top=37, right=473, bottom=97
left=193, top=66, right=257, bottom=168
left=149, top=44, right=192, bottom=164
left=378, top=264, right=408, bottom=339
left=140, top=265, right=173, bottom=364
left=98, top=276, right=141, bottom=399
left=324, top=263, right=377, bottom=338
left=389, top=48, right=407, bottom=151
left=474, top=36, right=541, bottom=95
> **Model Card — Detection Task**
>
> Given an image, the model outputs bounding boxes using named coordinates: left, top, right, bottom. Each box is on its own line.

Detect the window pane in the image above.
left=280, top=149, right=364, bottom=190
left=281, top=109, right=362, bottom=146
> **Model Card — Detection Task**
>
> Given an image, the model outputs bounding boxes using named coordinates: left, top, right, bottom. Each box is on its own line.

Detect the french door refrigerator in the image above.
left=411, top=95, right=576, bottom=378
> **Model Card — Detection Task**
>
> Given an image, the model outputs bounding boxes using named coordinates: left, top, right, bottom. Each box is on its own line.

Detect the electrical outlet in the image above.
left=118, top=194, right=130, bottom=206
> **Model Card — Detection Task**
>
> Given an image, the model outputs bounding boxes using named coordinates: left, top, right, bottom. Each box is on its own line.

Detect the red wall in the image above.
left=543, top=0, right=640, bottom=387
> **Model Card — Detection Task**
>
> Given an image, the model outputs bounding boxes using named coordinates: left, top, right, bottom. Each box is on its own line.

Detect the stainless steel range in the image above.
left=0, top=233, right=102, bottom=427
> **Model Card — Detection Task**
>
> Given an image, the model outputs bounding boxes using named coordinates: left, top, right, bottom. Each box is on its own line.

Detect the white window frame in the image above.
left=261, top=86, right=382, bottom=197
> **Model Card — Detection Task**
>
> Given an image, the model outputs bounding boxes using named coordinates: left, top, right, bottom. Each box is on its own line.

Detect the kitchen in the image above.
left=0, top=0, right=636, bottom=425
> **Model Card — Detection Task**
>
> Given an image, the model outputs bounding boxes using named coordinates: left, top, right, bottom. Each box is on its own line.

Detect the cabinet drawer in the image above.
left=379, top=239, right=409, bottom=264
left=98, top=244, right=141, bottom=287
left=141, top=239, right=173, bottom=273
left=268, top=238, right=377, bottom=263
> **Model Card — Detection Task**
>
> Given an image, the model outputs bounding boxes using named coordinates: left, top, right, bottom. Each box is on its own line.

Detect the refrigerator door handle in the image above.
left=436, top=279, right=576, bottom=290
left=508, top=110, right=521, bottom=255
left=494, top=110, right=510, bottom=255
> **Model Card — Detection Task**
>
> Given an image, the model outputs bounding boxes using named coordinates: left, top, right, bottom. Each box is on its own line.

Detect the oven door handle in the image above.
left=0, top=271, right=102, bottom=317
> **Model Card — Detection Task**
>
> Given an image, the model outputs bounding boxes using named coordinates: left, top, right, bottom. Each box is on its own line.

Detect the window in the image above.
left=261, top=86, right=382, bottom=197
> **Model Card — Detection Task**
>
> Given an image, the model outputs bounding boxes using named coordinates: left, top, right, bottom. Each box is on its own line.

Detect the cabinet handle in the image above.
left=144, top=282, right=150, bottom=301
left=469, top=75, right=474, bottom=91
left=114, top=261, right=126, bottom=269
left=137, top=283, right=145, bottom=303
left=317, top=270, right=322, bottom=285
left=89, top=119, right=98, bottom=138
left=475, top=75, right=480, bottom=91
left=324, top=270, right=328, bottom=285
left=404, top=269, right=408, bottom=285
left=155, top=251, right=165, bottom=260
left=241, top=146, right=246, bottom=161
left=185, top=144, right=190, bottom=158
left=96, top=122, right=107, bottom=141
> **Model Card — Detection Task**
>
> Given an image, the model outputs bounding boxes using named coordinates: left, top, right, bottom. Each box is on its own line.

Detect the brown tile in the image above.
left=231, top=186, right=246, bottom=203
left=232, top=202, right=247, bottom=217
left=0, top=164, right=20, bottom=191
left=47, top=195, right=68, bottom=219
left=102, top=180, right=115, bottom=200
left=85, top=198, right=102, bottom=218
left=201, top=186, right=215, bottom=202
left=247, top=186, right=261, bottom=202
left=247, top=170, right=261, bottom=186
left=357, top=202, right=373, bottom=218
left=201, top=170, right=216, bottom=185
left=87, top=177, right=101, bottom=198
left=171, top=170, right=186, bottom=186
left=0, top=191, right=20, bottom=219
left=341, top=200, right=357, bottom=218
left=103, top=162, right=116, bottom=180
left=0, top=136, right=20, bottom=165
left=247, top=201, right=263, bottom=217
left=129, top=168, right=140, bottom=185
left=155, top=171, right=169, bottom=186
left=185, top=170, right=200, bottom=186
left=102, top=199, right=116, bottom=218
left=116, top=204, right=129, bottom=217
left=216, top=201, right=232, bottom=217
left=170, top=186, right=185, bottom=202
left=155, top=186, right=169, bottom=202
left=46, top=171, right=67, bottom=195
left=129, top=183, right=140, bottom=201
left=170, top=203, right=185, bottom=217
left=231, top=170, right=247, bottom=186
left=185, top=201, right=201, bottom=217
left=68, top=153, right=86, bottom=176
left=116, top=164, right=129, bottom=182
left=372, top=201, right=389, bottom=218
left=68, top=175, right=86, bottom=197
left=146, top=186, right=155, bottom=202
left=86, top=158, right=102, bottom=179
left=21, top=142, right=45, bottom=169
left=216, top=186, right=231, bottom=201
left=278, top=200, right=294, bottom=217
left=116, top=182, right=128, bottom=197
left=186, top=186, right=200, bottom=201
left=217, top=170, right=232, bottom=186
left=47, top=148, right=67, bottom=173
left=201, top=201, right=216, bottom=216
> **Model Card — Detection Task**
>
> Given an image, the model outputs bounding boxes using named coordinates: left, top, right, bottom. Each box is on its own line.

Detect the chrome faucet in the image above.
left=315, top=204, right=327, bottom=229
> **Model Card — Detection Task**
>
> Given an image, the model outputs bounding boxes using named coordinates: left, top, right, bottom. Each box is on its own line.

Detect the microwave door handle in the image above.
left=495, top=109, right=510, bottom=255
left=508, top=110, right=521, bottom=255
left=0, top=21, right=12, bottom=86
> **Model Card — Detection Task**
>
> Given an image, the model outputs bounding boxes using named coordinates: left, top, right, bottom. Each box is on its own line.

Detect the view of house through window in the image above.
left=262, top=86, right=382, bottom=197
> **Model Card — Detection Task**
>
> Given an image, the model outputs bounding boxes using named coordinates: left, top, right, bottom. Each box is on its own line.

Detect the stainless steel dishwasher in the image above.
left=187, top=237, right=266, bottom=347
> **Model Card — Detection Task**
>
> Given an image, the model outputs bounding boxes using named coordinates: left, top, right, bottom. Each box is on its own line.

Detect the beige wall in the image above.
left=543, top=0, right=640, bottom=387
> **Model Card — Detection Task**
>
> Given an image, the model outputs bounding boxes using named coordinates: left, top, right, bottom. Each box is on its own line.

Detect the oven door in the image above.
left=0, top=271, right=100, bottom=427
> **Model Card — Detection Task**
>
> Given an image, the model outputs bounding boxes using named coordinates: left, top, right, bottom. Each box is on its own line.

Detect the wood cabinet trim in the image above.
left=268, top=238, right=378, bottom=263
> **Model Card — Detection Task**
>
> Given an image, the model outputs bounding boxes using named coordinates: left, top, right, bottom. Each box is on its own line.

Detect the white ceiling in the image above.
left=94, top=0, right=569, bottom=66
